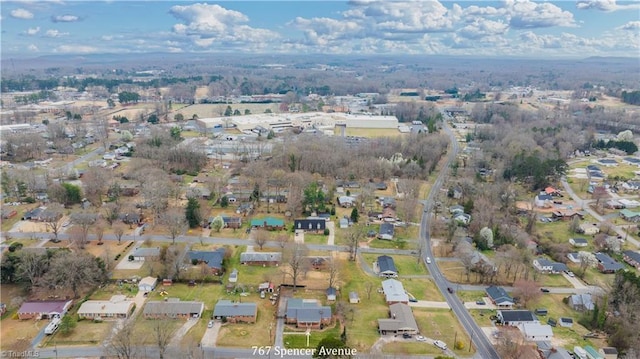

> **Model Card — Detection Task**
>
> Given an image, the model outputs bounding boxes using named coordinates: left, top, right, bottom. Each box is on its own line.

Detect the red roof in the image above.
left=18, top=300, right=71, bottom=314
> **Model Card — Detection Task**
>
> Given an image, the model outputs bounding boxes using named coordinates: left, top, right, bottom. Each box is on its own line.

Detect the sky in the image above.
left=1, top=0, right=639, bottom=59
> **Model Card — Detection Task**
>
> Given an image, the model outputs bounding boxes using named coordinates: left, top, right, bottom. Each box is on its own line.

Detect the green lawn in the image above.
left=409, top=308, right=475, bottom=356
left=367, top=238, right=417, bottom=250
left=284, top=322, right=341, bottom=349
left=402, top=278, right=445, bottom=301
left=539, top=273, right=572, bottom=287
left=213, top=297, right=277, bottom=348
left=222, top=246, right=282, bottom=287
left=304, top=233, right=329, bottom=245
left=42, top=319, right=114, bottom=346
left=455, top=290, right=487, bottom=303
left=468, top=309, right=496, bottom=326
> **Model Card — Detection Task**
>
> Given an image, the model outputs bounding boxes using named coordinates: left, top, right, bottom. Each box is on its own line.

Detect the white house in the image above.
left=520, top=323, right=554, bottom=341
left=579, top=223, right=600, bottom=235
left=570, top=238, right=589, bottom=247
left=138, top=276, right=157, bottom=292
left=349, top=292, right=360, bottom=304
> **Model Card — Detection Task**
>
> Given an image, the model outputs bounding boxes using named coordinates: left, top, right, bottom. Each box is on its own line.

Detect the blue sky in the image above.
left=1, top=1, right=639, bottom=58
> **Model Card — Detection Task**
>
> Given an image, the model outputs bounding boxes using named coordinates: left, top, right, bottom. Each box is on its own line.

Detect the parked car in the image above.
left=476, top=300, right=486, bottom=305
left=402, top=333, right=412, bottom=339
left=447, top=287, right=454, bottom=294
left=540, top=288, right=550, bottom=293
left=208, top=320, right=214, bottom=328
left=434, top=340, right=448, bottom=350
left=409, top=298, right=418, bottom=303
left=565, top=270, right=575, bottom=277
left=416, top=335, right=427, bottom=342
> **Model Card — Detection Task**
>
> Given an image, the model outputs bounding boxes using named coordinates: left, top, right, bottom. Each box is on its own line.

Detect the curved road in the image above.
left=420, top=122, right=501, bottom=359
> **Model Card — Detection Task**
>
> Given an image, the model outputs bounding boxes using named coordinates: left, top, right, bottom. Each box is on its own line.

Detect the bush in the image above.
left=323, top=228, right=330, bottom=236
left=23, top=197, right=35, bottom=203
left=8, top=242, right=23, bottom=252
left=454, top=340, right=465, bottom=350
left=128, top=255, right=134, bottom=261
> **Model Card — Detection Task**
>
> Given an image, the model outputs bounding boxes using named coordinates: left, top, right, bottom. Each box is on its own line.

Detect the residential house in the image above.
left=381, top=207, right=397, bottom=222
left=349, top=292, right=360, bottom=304
left=236, top=203, right=254, bottom=216
left=77, top=295, right=135, bottom=320
left=378, top=223, right=395, bottom=240
left=132, top=247, right=160, bottom=261
left=454, top=212, right=472, bottom=225
left=377, top=303, right=419, bottom=335
left=584, top=345, right=604, bottom=359
left=213, top=300, right=257, bottom=323
left=559, top=317, right=573, bottom=328
left=486, top=286, right=514, bottom=309
left=567, top=252, right=581, bottom=263
left=381, top=279, right=409, bottom=304
left=597, top=158, right=618, bottom=167
left=258, top=282, right=275, bottom=293
left=551, top=210, right=584, bottom=221
left=307, top=256, right=330, bottom=270
left=379, top=197, right=396, bottom=208
left=620, top=209, right=640, bottom=222
left=222, top=216, right=242, bottom=229
left=143, top=299, right=204, bottom=319
left=240, top=252, right=281, bottom=266
left=119, top=212, right=143, bottom=225
left=187, top=248, right=226, bottom=275
left=138, top=276, right=157, bottom=292
left=326, top=287, right=337, bottom=301
left=599, top=347, right=618, bottom=359
left=594, top=252, right=624, bottom=273
left=339, top=218, right=349, bottom=229
left=623, top=157, right=640, bottom=166
left=545, top=186, right=561, bottom=196
left=568, top=294, right=594, bottom=311
left=449, top=205, right=465, bottom=214
left=619, top=199, right=640, bottom=208
left=22, top=207, right=45, bottom=221
left=118, top=183, right=140, bottom=197
left=17, top=300, right=72, bottom=320
left=376, top=255, right=399, bottom=278
left=579, top=223, right=600, bottom=235
left=533, top=258, right=569, bottom=274
left=605, top=200, right=625, bottom=209
left=535, top=193, right=554, bottom=208
left=570, top=238, right=589, bottom=247
left=520, top=323, right=554, bottom=341
left=338, top=196, right=356, bottom=208
left=284, top=298, right=332, bottom=329
left=294, top=219, right=326, bottom=233
left=622, top=250, right=640, bottom=269
left=250, top=217, right=285, bottom=230
left=186, top=186, right=211, bottom=200
left=496, top=310, right=539, bottom=326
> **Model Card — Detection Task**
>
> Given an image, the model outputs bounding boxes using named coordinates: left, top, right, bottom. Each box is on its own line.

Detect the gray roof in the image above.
left=326, top=287, right=337, bottom=296
left=213, top=300, right=256, bottom=317
left=382, top=279, right=409, bottom=303
left=285, top=298, right=331, bottom=322
left=498, top=310, right=537, bottom=322
left=569, top=294, right=594, bottom=310
left=486, top=286, right=514, bottom=305
left=240, top=252, right=282, bottom=263
left=188, top=249, right=226, bottom=269
left=388, top=303, right=418, bottom=330
left=623, top=250, right=640, bottom=263
left=594, top=252, right=624, bottom=272
left=536, top=258, right=568, bottom=272
left=379, top=223, right=395, bottom=236
left=377, top=255, right=397, bottom=274
left=143, top=300, right=204, bottom=316
left=349, top=292, right=359, bottom=300
left=571, top=238, right=588, bottom=244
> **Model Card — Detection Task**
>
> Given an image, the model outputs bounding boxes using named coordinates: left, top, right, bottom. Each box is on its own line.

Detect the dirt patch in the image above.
left=84, top=240, right=132, bottom=259
left=10, top=221, right=49, bottom=233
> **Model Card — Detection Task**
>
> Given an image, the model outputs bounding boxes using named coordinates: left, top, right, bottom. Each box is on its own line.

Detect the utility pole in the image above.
left=469, top=330, right=474, bottom=352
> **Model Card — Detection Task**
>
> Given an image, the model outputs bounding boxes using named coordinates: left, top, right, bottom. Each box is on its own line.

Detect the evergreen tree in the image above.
left=350, top=208, right=359, bottom=223
left=185, top=197, right=202, bottom=228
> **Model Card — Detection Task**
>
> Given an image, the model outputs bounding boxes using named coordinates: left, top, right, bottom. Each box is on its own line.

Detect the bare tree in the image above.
left=70, top=212, right=97, bottom=249
left=254, top=229, right=270, bottom=250
left=160, top=208, right=187, bottom=244
left=327, top=257, right=341, bottom=289
left=16, top=251, right=48, bottom=290
left=345, top=226, right=364, bottom=261
left=103, top=202, right=120, bottom=227
left=152, top=319, right=174, bottom=359
left=94, top=116, right=111, bottom=150
left=44, top=203, right=64, bottom=242
left=275, top=233, right=290, bottom=249
left=512, top=279, right=541, bottom=308
left=495, top=329, right=528, bottom=359
left=82, top=167, right=111, bottom=205
left=95, top=225, right=105, bottom=245
left=114, top=226, right=125, bottom=245
left=107, top=320, right=137, bottom=359
left=45, top=251, right=106, bottom=298
left=283, top=242, right=309, bottom=290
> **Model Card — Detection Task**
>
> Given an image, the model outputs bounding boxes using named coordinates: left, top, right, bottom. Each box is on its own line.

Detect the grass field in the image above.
left=402, top=278, right=444, bottom=301
left=283, top=322, right=341, bottom=349
left=43, top=319, right=114, bottom=346
left=214, top=297, right=277, bottom=348
left=409, top=308, right=474, bottom=356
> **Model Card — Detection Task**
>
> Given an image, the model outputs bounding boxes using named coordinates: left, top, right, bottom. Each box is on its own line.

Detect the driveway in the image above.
left=326, top=221, right=335, bottom=246
left=562, top=272, right=588, bottom=290
left=169, top=317, right=200, bottom=347
left=409, top=301, right=450, bottom=309
left=115, top=242, right=144, bottom=270
left=201, top=320, right=221, bottom=347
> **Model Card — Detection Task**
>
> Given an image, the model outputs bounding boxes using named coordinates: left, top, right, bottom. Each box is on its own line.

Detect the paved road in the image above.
left=420, top=121, right=500, bottom=359
left=561, top=178, right=640, bottom=248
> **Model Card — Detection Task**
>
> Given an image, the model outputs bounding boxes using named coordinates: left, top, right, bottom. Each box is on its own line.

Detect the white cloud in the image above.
left=457, top=19, right=509, bottom=39
left=25, top=26, right=40, bottom=35
left=52, top=14, right=80, bottom=23
left=504, top=0, right=576, bottom=29
left=45, top=29, right=69, bottom=38
left=617, top=21, right=640, bottom=31
left=55, top=45, right=98, bottom=54
left=169, top=3, right=279, bottom=49
left=576, top=0, right=640, bottom=12
left=27, top=44, right=38, bottom=52
left=10, top=8, right=34, bottom=19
